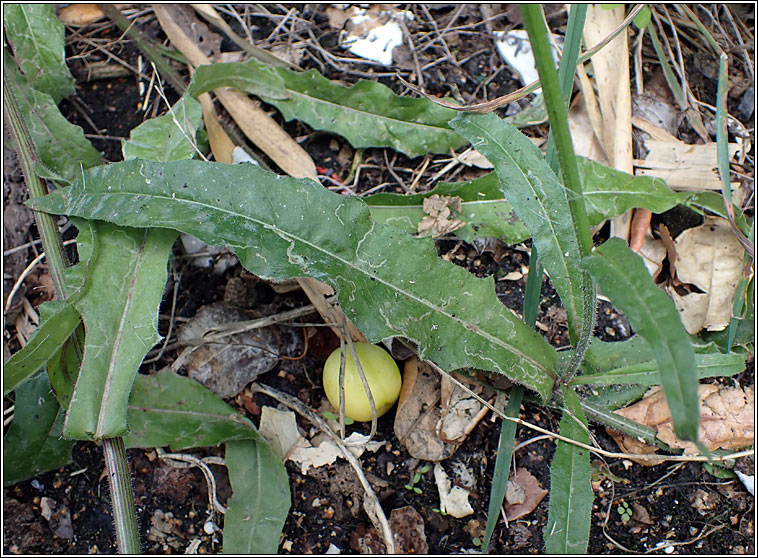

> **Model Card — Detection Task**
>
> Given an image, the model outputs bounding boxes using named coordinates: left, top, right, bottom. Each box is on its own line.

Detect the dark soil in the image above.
left=4, top=4, right=754, bottom=555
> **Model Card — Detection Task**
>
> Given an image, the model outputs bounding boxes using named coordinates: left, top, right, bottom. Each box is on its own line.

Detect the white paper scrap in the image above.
left=434, top=463, right=474, bottom=518
left=340, top=7, right=413, bottom=66
left=494, top=29, right=562, bottom=91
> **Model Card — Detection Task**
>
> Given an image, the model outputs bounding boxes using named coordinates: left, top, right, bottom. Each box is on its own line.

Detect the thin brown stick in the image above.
left=251, top=383, right=395, bottom=553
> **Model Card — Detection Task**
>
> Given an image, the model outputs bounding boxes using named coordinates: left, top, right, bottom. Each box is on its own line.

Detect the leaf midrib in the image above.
left=84, top=189, right=554, bottom=378
left=468, top=120, right=581, bottom=331
left=280, top=89, right=458, bottom=135
left=96, top=231, right=147, bottom=438
left=594, top=249, right=688, bottom=407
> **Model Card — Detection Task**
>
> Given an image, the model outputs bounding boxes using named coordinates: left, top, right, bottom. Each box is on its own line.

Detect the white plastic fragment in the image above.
left=340, top=7, right=413, bottom=66
left=434, top=463, right=474, bottom=518
left=493, top=29, right=562, bottom=92
left=180, top=233, right=238, bottom=274
left=258, top=406, right=303, bottom=460
left=735, top=470, right=755, bottom=496
left=325, top=543, right=342, bottom=554
left=288, top=432, right=384, bottom=474
left=232, top=146, right=259, bottom=166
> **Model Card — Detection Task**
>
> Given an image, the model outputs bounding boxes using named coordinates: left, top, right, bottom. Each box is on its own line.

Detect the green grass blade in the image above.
left=483, top=385, right=524, bottom=552
left=646, top=25, right=687, bottom=109
left=30, top=159, right=558, bottom=398
left=544, top=387, right=592, bottom=554
left=571, top=352, right=745, bottom=385
left=223, top=439, right=291, bottom=554
left=582, top=237, right=699, bottom=442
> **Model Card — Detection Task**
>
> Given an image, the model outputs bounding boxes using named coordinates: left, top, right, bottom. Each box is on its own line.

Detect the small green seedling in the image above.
left=322, top=411, right=354, bottom=425
left=404, top=464, right=430, bottom=494
left=617, top=501, right=632, bottom=523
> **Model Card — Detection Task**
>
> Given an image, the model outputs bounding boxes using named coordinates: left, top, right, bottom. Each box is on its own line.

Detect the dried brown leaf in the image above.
left=610, top=384, right=754, bottom=463
left=667, top=217, right=745, bottom=333
left=504, top=468, right=548, bottom=521
left=394, top=357, right=460, bottom=462
left=416, top=195, right=465, bottom=238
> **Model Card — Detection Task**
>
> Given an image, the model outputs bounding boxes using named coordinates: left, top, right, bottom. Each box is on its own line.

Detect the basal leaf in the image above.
left=122, top=95, right=204, bottom=161
left=3, top=300, right=80, bottom=395
left=3, top=371, right=74, bottom=486
left=582, top=237, right=700, bottom=442
left=576, top=157, right=691, bottom=223
left=545, top=386, right=592, bottom=554
left=124, top=368, right=263, bottom=450
left=185, top=60, right=288, bottom=100
left=3, top=4, right=74, bottom=102
left=4, top=52, right=102, bottom=183
left=30, top=159, right=558, bottom=398
left=571, top=353, right=745, bottom=386
left=366, top=158, right=691, bottom=244
left=223, top=439, right=291, bottom=554
left=189, top=60, right=467, bottom=157
left=574, top=336, right=745, bottom=385
left=365, top=172, right=530, bottom=243
left=63, top=222, right=177, bottom=440
left=450, top=112, right=592, bottom=343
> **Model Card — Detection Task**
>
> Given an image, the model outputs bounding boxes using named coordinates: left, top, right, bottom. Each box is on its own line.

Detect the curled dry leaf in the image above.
left=56, top=4, right=108, bottom=26
left=434, top=463, right=474, bottom=518
left=504, top=468, right=548, bottom=521
left=416, top=194, right=466, bottom=238
left=394, top=357, right=461, bottom=461
left=257, top=406, right=303, bottom=460
left=609, top=384, right=754, bottom=464
left=390, top=506, right=429, bottom=554
left=666, top=217, right=745, bottom=333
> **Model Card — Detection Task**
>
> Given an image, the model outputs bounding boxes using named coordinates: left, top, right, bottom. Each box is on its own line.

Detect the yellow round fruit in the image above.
left=323, top=342, right=402, bottom=422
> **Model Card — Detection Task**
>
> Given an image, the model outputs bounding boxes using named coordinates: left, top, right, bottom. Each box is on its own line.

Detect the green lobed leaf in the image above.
left=571, top=352, right=745, bottom=386
left=544, top=387, right=593, bottom=554
left=124, top=368, right=264, bottom=450
left=574, top=336, right=745, bottom=386
left=30, top=159, right=558, bottom=398
left=122, top=95, right=204, bottom=162
left=582, top=237, right=700, bottom=442
left=365, top=172, right=529, bottom=243
left=366, top=157, right=690, bottom=243
left=223, top=439, right=291, bottom=554
left=189, top=60, right=467, bottom=158
left=62, top=222, right=177, bottom=440
left=3, top=371, right=74, bottom=486
left=4, top=52, right=102, bottom=183
left=3, top=300, right=80, bottom=395
left=450, top=112, right=591, bottom=343
left=3, top=4, right=74, bottom=102
left=186, top=60, right=288, bottom=100
left=576, top=157, right=691, bottom=223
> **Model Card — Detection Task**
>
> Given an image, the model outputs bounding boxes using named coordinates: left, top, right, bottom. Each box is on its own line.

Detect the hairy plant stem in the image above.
left=526, top=4, right=587, bottom=339
left=522, top=5, right=596, bottom=384
left=4, top=68, right=141, bottom=554
left=3, top=73, right=70, bottom=299
left=103, top=437, right=142, bottom=553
